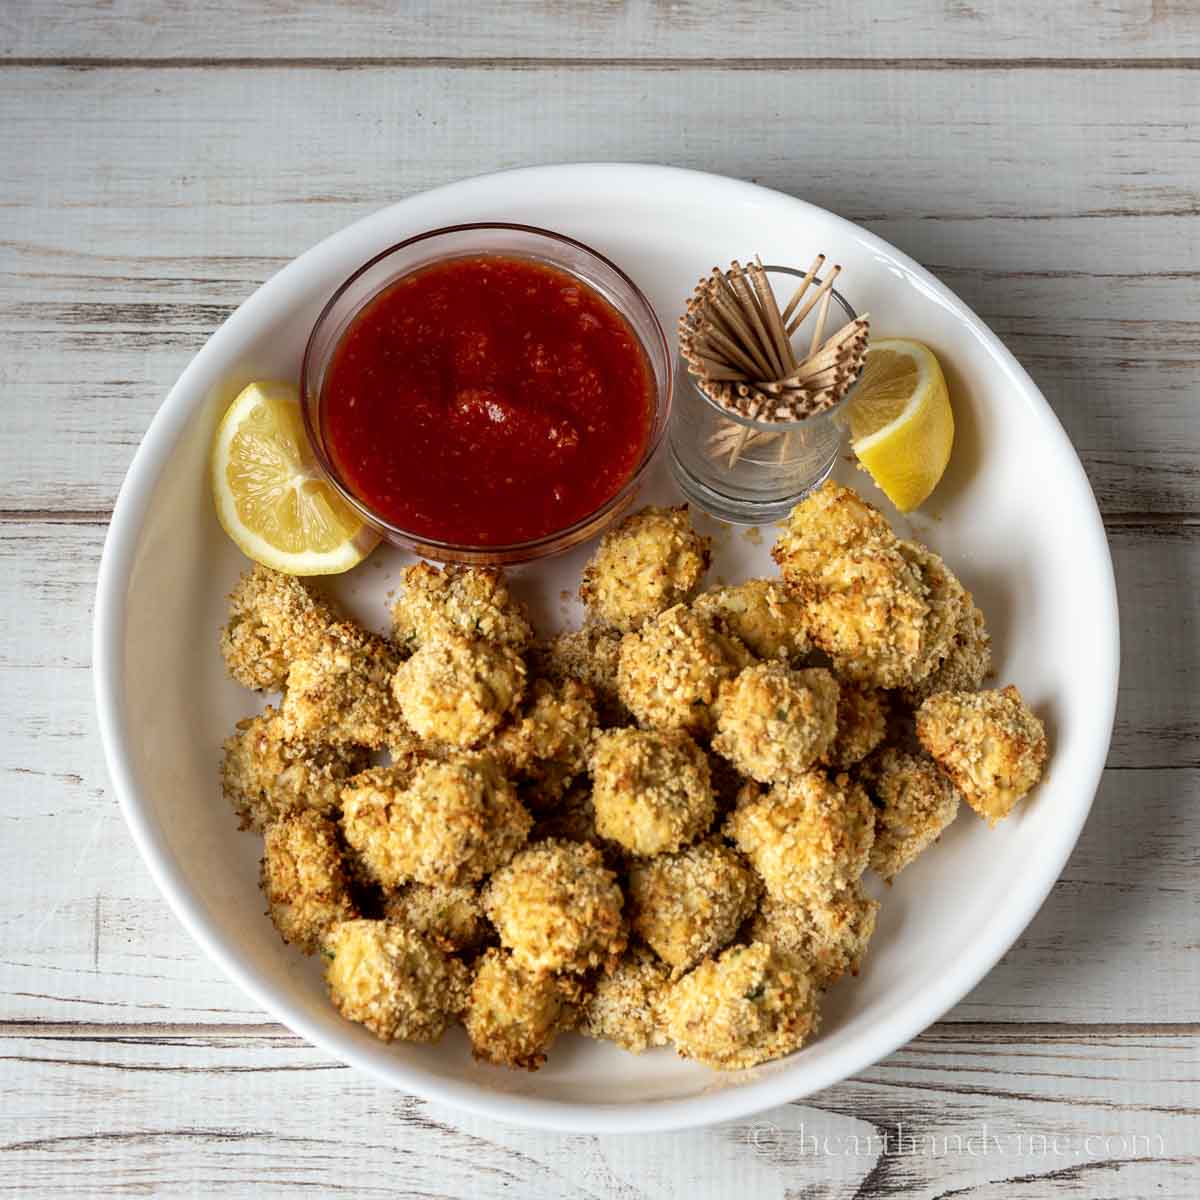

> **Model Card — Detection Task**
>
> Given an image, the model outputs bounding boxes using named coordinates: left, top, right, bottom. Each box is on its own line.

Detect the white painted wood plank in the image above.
left=1, top=1028, right=1194, bottom=1198
left=4, top=0, right=1198, bottom=60
left=1, top=521, right=1195, bottom=1026
left=1, top=67, right=1198, bottom=514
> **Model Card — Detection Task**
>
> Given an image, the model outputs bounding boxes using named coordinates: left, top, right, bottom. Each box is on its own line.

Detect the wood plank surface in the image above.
left=4, top=1, right=1199, bottom=62
left=1, top=1027, right=1195, bottom=1198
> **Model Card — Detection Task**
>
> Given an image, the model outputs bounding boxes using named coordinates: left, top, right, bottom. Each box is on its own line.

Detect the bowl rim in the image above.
left=93, top=162, right=1120, bottom=1134
left=299, top=220, right=673, bottom=560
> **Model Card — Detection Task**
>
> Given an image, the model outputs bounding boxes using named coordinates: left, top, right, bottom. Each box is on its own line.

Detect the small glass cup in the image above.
left=668, top=267, right=858, bottom=525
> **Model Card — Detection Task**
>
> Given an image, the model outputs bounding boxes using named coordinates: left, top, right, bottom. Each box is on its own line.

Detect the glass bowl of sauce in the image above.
left=301, top=224, right=671, bottom=563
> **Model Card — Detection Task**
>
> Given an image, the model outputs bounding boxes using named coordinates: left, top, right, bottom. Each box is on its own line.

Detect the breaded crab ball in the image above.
left=821, top=684, right=889, bottom=771
left=390, top=562, right=533, bottom=654
left=392, top=632, right=526, bottom=748
left=589, top=727, right=715, bottom=856
left=491, top=677, right=596, bottom=800
left=897, top=539, right=968, bottom=683
left=713, top=664, right=840, bottom=783
left=531, top=624, right=629, bottom=727
left=617, top=604, right=752, bottom=737
left=748, top=881, right=879, bottom=988
left=902, top=597, right=992, bottom=707
left=772, top=483, right=936, bottom=690
left=580, top=504, right=711, bottom=633
left=261, top=811, right=357, bottom=954
left=340, top=758, right=530, bottom=889
left=725, top=770, right=875, bottom=904
left=464, top=948, right=581, bottom=1070
left=916, top=685, right=1047, bottom=825
left=579, top=946, right=670, bottom=1054
left=221, top=706, right=369, bottom=832
left=281, top=621, right=405, bottom=749
left=626, top=838, right=760, bottom=975
left=381, top=882, right=489, bottom=955
left=483, top=839, right=626, bottom=975
left=220, top=564, right=335, bottom=691
left=691, top=578, right=811, bottom=662
left=859, top=748, right=960, bottom=880
left=323, top=919, right=469, bottom=1043
left=663, top=941, right=821, bottom=1070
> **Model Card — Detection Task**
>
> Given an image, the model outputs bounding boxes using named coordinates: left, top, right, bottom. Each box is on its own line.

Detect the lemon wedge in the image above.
left=847, top=339, right=955, bottom=512
left=210, top=380, right=379, bottom=575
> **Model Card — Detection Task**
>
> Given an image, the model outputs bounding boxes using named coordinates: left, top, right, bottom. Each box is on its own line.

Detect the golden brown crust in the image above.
left=261, top=811, right=357, bottom=954
left=916, top=686, right=1047, bottom=825
left=580, top=504, right=711, bottom=632
left=662, top=941, right=821, bottom=1070
left=280, top=621, right=405, bottom=748
left=220, top=565, right=336, bottom=691
left=323, top=919, right=469, bottom=1043
left=531, top=625, right=629, bottom=727
left=712, top=664, right=840, bottom=783
left=692, top=578, right=811, bottom=662
left=748, top=882, right=878, bottom=987
left=578, top=946, right=670, bottom=1053
left=221, top=706, right=368, bottom=832
left=340, top=758, right=530, bottom=888
left=725, top=771, right=875, bottom=904
left=616, top=604, right=752, bottom=737
left=381, top=882, right=490, bottom=955
left=859, top=748, right=960, bottom=880
left=392, top=632, right=526, bottom=748
left=483, top=839, right=626, bottom=974
left=464, top=948, right=581, bottom=1070
left=489, top=677, right=596, bottom=801
left=589, top=727, right=714, bottom=856
left=902, top=597, right=992, bottom=706
left=821, top=684, right=889, bottom=771
left=391, top=562, right=533, bottom=653
left=627, top=838, right=760, bottom=976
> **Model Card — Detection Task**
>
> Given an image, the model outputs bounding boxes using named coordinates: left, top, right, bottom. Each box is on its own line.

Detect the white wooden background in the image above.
left=2, top=3, right=1198, bottom=1195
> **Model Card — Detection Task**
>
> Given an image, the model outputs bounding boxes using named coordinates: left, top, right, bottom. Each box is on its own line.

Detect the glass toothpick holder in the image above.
left=668, top=266, right=859, bottom=525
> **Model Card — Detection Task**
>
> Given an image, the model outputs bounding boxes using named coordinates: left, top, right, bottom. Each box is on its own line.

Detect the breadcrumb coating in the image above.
left=464, top=948, right=581, bottom=1070
left=221, top=707, right=368, bottom=832
left=281, top=621, right=404, bottom=748
left=692, top=579, right=811, bottom=662
left=220, top=565, right=335, bottom=691
left=917, top=686, right=1047, bottom=826
left=261, top=811, right=357, bottom=954
left=579, top=946, right=670, bottom=1053
left=532, top=625, right=629, bottom=727
left=748, top=882, right=878, bottom=987
left=341, top=758, right=530, bottom=888
left=491, top=677, right=596, bottom=801
left=859, top=748, right=961, bottom=880
left=323, top=919, right=469, bottom=1043
left=822, top=684, right=889, bottom=771
left=580, top=504, right=711, bottom=632
left=391, top=562, right=533, bottom=654
left=771, top=483, right=934, bottom=689
left=617, top=604, right=752, bottom=736
left=393, top=632, right=526, bottom=748
left=590, top=727, right=715, bottom=856
left=484, top=839, right=626, bottom=974
left=897, top=540, right=968, bottom=683
left=663, top=941, right=821, bottom=1070
left=902, top=597, right=992, bottom=706
left=627, top=838, right=760, bottom=975
left=381, top=882, right=489, bottom=955
left=713, top=664, right=840, bottom=783
left=725, top=770, right=875, bottom=904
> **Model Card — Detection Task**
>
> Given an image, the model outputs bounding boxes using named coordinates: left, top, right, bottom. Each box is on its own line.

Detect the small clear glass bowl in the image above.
left=300, top=223, right=671, bottom=565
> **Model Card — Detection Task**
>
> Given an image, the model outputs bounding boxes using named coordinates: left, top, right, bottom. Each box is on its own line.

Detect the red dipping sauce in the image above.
left=321, top=255, right=655, bottom=547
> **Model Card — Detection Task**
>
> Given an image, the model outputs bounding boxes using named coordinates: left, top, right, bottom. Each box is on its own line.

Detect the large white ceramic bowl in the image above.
left=94, top=164, right=1119, bottom=1134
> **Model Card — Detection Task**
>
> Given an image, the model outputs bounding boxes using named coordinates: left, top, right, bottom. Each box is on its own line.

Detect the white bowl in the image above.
left=94, top=164, right=1119, bottom=1134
